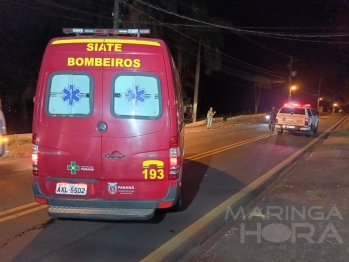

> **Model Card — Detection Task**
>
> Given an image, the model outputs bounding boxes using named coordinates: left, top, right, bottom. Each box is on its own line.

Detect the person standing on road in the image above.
left=269, top=106, right=277, bottom=133
left=207, top=107, right=216, bottom=129
left=186, top=105, right=193, bottom=119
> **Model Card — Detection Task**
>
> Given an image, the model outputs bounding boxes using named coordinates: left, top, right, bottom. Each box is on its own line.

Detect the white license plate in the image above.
left=55, top=183, right=87, bottom=195
left=287, top=125, right=295, bottom=128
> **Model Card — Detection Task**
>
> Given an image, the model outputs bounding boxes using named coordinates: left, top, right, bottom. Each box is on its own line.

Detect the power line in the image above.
left=167, top=42, right=285, bottom=84
left=127, top=3, right=286, bottom=77
left=135, top=0, right=349, bottom=41
left=32, top=0, right=112, bottom=20
left=70, top=0, right=112, bottom=12
left=3, top=0, right=98, bottom=25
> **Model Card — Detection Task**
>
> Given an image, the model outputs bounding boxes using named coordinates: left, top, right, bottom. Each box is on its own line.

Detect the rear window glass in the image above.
left=46, top=73, right=93, bottom=116
left=111, top=74, right=161, bottom=119
left=279, top=107, right=305, bottom=114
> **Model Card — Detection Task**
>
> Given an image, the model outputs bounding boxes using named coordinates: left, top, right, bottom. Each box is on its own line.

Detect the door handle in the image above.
left=104, top=153, right=125, bottom=159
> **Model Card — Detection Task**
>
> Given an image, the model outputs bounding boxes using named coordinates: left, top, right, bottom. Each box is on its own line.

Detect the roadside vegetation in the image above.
left=8, top=139, right=32, bottom=146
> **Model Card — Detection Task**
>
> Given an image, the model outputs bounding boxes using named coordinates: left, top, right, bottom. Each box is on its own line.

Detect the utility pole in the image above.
left=317, top=78, right=321, bottom=112
left=288, top=56, right=293, bottom=102
left=113, top=0, right=119, bottom=29
left=287, top=56, right=298, bottom=102
left=192, top=40, right=201, bottom=123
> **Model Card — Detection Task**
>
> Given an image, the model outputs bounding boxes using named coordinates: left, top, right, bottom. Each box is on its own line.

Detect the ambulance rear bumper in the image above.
left=48, top=206, right=155, bottom=220
left=32, top=181, right=179, bottom=220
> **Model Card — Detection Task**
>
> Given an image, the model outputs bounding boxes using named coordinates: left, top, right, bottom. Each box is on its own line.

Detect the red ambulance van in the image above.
left=32, top=28, right=185, bottom=220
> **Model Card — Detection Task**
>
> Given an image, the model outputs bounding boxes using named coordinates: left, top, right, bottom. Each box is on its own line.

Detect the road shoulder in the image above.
left=185, top=116, right=349, bottom=262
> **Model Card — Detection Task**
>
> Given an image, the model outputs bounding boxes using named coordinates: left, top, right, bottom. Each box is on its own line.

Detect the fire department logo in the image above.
left=107, top=182, right=118, bottom=194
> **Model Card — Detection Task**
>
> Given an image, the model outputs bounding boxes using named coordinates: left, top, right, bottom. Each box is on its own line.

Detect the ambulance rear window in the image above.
left=111, top=74, right=161, bottom=119
left=46, top=73, right=93, bottom=116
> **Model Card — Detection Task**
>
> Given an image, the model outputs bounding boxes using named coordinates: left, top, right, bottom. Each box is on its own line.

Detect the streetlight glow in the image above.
left=289, top=85, right=297, bottom=101
left=333, top=103, right=338, bottom=114
left=317, top=97, right=323, bottom=113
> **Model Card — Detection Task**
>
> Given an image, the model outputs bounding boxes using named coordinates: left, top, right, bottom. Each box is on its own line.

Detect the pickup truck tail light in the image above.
left=305, top=118, right=309, bottom=126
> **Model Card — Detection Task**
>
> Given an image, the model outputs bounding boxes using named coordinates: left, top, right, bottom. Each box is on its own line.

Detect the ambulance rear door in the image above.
left=35, top=39, right=104, bottom=198
left=100, top=39, right=171, bottom=201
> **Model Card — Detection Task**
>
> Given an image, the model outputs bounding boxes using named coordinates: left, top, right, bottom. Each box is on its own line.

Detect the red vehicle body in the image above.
left=32, top=29, right=185, bottom=220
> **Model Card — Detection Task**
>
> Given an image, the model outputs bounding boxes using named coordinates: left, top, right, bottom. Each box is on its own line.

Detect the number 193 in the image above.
left=142, top=168, right=164, bottom=179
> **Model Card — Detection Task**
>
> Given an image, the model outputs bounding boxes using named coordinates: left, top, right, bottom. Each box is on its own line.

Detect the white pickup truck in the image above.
left=275, top=104, right=319, bottom=137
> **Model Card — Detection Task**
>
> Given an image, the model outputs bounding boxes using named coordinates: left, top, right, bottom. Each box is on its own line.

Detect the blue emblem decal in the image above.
left=62, top=84, right=81, bottom=106
left=125, top=85, right=146, bottom=107
left=108, top=182, right=117, bottom=194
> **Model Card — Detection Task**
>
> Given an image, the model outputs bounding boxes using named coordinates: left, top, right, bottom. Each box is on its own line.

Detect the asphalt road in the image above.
left=0, top=114, right=344, bottom=262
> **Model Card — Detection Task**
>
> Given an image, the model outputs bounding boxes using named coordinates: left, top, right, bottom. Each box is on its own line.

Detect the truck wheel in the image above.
left=305, top=130, right=311, bottom=137
left=313, top=123, right=318, bottom=134
left=277, top=128, right=283, bottom=134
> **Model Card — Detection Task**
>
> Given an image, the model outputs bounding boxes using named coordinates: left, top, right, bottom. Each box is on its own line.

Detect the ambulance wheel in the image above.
left=170, top=190, right=182, bottom=212
left=277, top=128, right=283, bottom=134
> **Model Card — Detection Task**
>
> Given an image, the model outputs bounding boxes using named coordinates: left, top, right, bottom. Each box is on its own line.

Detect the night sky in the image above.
left=1, top=0, right=349, bottom=133
left=205, top=0, right=349, bottom=114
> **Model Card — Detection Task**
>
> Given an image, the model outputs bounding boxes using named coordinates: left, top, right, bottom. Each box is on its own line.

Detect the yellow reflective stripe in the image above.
left=104, top=39, right=160, bottom=46
left=52, top=39, right=160, bottom=46
left=52, top=39, right=104, bottom=45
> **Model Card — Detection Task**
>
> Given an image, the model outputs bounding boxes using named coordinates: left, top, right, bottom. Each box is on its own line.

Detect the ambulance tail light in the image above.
left=170, top=135, right=179, bottom=148
left=32, top=133, right=39, bottom=176
left=32, top=133, right=38, bottom=144
left=35, top=197, right=47, bottom=205
left=169, top=136, right=181, bottom=180
left=157, top=201, right=173, bottom=209
left=305, top=118, right=309, bottom=126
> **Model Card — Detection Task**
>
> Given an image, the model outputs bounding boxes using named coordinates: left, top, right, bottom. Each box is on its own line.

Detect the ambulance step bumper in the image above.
left=48, top=206, right=155, bottom=220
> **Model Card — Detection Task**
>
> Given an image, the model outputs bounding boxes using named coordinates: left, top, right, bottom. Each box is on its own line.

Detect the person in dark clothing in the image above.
left=186, top=106, right=193, bottom=119
left=269, top=106, right=277, bottom=133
